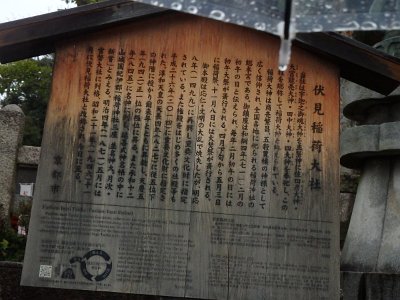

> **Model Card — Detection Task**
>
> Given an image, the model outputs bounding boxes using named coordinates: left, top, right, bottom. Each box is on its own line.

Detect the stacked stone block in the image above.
left=340, top=31, right=400, bottom=299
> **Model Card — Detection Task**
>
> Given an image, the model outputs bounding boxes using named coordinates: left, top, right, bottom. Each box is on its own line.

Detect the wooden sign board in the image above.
left=21, top=13, right=339, bottom=300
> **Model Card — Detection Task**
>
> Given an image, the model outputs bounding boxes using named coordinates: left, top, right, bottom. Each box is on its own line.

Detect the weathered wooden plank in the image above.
left=295, top=32, right=400, bottom=95
left=22, top=13, right=339, bottom=299
left=0, top=0, right=166, bottom=63
left=0, top=2, right=399, bottom=95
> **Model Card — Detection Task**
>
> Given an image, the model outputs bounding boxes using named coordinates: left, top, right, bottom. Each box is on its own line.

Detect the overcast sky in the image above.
left=0, top=0, right=76, bottom=23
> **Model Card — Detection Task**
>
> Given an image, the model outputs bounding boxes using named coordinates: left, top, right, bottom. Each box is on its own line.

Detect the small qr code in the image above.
left=39, top=265, right=52, bottom=278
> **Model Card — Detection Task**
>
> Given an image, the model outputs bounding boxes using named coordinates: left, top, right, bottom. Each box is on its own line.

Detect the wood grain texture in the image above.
left=22, top=14, right=340, bottom=300
left=0, top=0, right=166, bottom=63
left=295, top=32, right=400, bottom=95
left=0, top=2, right=399, bottom=94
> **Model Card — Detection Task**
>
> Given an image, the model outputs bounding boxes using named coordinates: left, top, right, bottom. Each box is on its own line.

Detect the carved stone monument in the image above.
left=0, top=105, right=25, bottom=224
left=21, top=13, right=340, bottom=299
left=341, top=31, right=400, bottom=299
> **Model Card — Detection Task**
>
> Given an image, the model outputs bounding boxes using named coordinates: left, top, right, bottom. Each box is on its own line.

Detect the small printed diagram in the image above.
left=60, top=249, right=112, bottom=282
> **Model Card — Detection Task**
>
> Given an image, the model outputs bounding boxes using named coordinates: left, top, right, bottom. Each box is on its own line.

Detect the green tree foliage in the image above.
left=0, top=56, right=53, bottom=146
left=0, top=224, right=26, bottom=262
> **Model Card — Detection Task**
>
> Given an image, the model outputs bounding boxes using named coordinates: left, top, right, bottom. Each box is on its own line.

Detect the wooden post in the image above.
left=22, top=13, right=339, bottom=299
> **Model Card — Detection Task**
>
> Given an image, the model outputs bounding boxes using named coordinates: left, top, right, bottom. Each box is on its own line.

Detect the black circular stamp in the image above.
left=69, top=249, right=112, bottom=282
